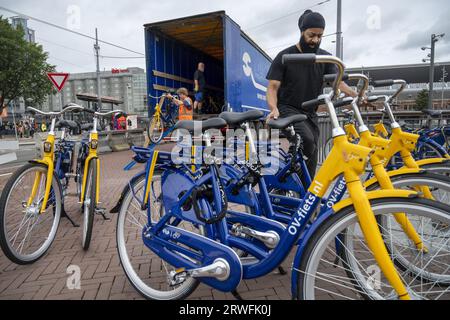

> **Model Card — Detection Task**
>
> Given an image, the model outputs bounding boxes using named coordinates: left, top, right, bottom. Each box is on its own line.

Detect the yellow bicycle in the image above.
left=147, top=93, right=179, bottom=144
left=0, top=104, right=125, bottom=264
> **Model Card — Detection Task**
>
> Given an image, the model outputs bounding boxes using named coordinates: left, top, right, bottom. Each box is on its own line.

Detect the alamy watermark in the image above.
left=66, top=265, right=81, bottom=290
left=366, top=5, right=382, bottom=31
left=66, top=5, right=81, bottom=30
left=170, top=127, right=282, bottom=175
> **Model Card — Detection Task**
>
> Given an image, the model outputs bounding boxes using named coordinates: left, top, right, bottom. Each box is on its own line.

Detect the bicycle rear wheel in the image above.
left=0, top=163, right=61, bottom=264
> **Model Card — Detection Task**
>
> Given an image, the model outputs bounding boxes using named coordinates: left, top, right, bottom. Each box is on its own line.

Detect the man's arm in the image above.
left=339, top=82, right=358, bottom=98
left=266, top=80, right=281, bottom=121
left=194, top=80, right=199, bottom=92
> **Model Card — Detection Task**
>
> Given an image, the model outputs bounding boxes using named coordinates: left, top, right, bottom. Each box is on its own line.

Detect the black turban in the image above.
left=298, top=10, right=326, bottom=31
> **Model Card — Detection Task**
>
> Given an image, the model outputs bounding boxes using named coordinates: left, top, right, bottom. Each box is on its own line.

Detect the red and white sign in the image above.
left=47, top=73, right=70, bottom=92
left=112, top=68, right=129, bottom=74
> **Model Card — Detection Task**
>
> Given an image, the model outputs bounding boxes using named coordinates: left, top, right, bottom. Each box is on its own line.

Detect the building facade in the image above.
left=43, top=68, right=148, bottom=117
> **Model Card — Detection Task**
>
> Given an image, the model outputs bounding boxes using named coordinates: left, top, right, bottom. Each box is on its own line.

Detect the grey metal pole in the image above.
left=442, top=66, right=447, bottom=109
left=336, top=0, right=343, bottom=59
left=428, top=34, right=436, bottom=110
left=94, top=28, right=102, bottom=112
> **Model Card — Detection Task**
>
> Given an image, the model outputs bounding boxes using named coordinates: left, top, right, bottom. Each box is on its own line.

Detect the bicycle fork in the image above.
left=320, top=135, right=412, bottom=300
left=28, top=134, right=56, bottom=214
left=345, top=170, right=411, bottom=300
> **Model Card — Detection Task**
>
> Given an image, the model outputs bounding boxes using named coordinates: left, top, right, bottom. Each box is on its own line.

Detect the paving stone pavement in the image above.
left=0, top=146, right=298, bottom=300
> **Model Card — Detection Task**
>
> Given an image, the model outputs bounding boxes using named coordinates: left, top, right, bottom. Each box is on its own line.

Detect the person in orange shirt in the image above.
left=167, top=88, right=193, bottom=121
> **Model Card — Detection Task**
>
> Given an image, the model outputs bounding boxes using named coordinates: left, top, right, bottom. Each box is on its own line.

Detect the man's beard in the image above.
left=300, top=36, right=321, bottom=53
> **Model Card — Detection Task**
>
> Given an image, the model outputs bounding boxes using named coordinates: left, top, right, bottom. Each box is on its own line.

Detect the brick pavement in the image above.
left=0, top=146, right=297, bottom=300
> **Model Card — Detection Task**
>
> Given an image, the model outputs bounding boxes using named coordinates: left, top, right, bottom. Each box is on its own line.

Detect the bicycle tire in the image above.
left=116, top=173, right=200, bottom=300
left=148, top=116, right=164, bottom=144
left=81, top=159, right=96, bottom=250
left=0, top=163, right=62, bottom=264
left=297, top=197, right=450, bottom=300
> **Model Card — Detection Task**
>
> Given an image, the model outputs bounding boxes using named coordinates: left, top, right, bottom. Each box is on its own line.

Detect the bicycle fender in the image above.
left=363, top=168, right=424, bottom=189
left=415, top=158, right=450, bottom=167
left=109, top=170, right=146, bottom=214
left=333, top=190, right=417, bottom=213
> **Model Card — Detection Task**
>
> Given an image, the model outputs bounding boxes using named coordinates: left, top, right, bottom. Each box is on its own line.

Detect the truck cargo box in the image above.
left=144, top=11, right=272, bottom=118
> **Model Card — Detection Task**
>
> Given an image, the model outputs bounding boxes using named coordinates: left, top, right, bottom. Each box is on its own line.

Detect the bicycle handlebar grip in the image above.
left=323, top=73, right=349, bottom=83
left=301, top=97, right=324, bottom=109
left=282, top=53, right=316, bottom=65
left=333, top=98, right=354, bottom=109
left=367, top=96, right=381, bottom=103
left=372, top=80, right=394, bottom=87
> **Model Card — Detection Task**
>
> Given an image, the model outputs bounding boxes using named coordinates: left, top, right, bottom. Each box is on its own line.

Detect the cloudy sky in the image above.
left=1, top=0, right=449, bottom=74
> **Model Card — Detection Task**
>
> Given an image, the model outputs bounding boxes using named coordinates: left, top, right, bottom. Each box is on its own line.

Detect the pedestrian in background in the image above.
left=193, top=62, right=206, bottom=114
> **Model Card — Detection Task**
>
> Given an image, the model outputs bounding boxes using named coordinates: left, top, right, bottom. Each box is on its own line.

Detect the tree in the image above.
left=0, top=16, right=56, bottom=114
left=415, top=89, right=429, bottom=111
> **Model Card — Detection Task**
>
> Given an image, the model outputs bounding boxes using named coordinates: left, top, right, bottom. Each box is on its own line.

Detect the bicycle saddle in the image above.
left=174, top=118, right=227, bottom=133
left=219, top=110, right=264, bottom=127
left=81, top=123, right=94, bottom=131
left=422, top=109, right=443, bottom=117
left=56, top=120, right=80, bottom=131
left=267, top=115, right=307, bottom=130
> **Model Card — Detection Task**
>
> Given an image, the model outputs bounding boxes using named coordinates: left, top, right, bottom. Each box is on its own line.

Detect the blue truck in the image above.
left=144, top=11, right=272, bottom=118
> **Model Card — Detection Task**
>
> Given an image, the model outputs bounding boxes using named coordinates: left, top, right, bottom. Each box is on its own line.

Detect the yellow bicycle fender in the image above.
left=363, top=168, right=424, bottom=189
left=333, top=189, right=417, bottom=213
left=81, top=155, right=98, bottom=203
left=415, top=158, right=449, bottom=167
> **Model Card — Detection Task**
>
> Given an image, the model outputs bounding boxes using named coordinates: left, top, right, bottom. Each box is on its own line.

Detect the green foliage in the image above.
left=0, top=16, right=56, bottom=113
left=415, top=89, right=429, bottom=111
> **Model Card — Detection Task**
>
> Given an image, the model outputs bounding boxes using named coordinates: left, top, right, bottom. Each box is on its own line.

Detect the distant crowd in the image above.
left=0, top=120, right=48, bottom=139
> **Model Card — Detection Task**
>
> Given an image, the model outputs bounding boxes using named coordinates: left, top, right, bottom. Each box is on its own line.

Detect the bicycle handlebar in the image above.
left=65, top=103, right=126, bottom=117
left=371, top=79, right=407, bottom=103
left=27, top=105, right=84, bottom=117
left=372, top=80, right=395, bottom=88
left=323, top=73, right=349, bottom=83
left=283, top=54, right=346, bottom=101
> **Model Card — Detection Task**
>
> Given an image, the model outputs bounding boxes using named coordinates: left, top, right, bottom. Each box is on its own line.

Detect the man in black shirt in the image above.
left=266, top=10, right=358, bottom=178
left=194, top=62, right=206, bottom=114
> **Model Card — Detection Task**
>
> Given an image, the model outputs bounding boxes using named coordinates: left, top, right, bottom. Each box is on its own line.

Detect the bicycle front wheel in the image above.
left=0, top=163, right=62, bottom=264
left=81, top=159, right=96, bottom=250
left=148, top=116, right=164, bottom=144
left=116, top=173, right=200, bottom=300
left=297, top=197, right=450, bottom=300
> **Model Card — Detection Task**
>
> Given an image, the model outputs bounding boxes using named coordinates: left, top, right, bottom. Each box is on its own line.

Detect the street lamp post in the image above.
left=422, top=33, right=445, bottom=110
left=441, top=66, right=448, bottom=109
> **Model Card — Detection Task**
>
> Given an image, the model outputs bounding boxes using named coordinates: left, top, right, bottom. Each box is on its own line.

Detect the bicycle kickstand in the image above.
left=61, top=206, right=80, bottom=228
left=95, top=207, right=110, bottom=221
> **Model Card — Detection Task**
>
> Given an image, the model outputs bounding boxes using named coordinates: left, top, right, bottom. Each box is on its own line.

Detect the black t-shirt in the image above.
left=266, top=45, right=337, bottom=115
left=194, top=70, right=206, bottom=92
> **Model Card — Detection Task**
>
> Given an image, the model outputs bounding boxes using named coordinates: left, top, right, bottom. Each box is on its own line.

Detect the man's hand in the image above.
left=266, top=108, right=280, bottom=124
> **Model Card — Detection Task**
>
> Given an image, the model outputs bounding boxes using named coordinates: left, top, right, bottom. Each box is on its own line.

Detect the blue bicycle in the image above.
left=114, top=55, right=450, bottom=300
